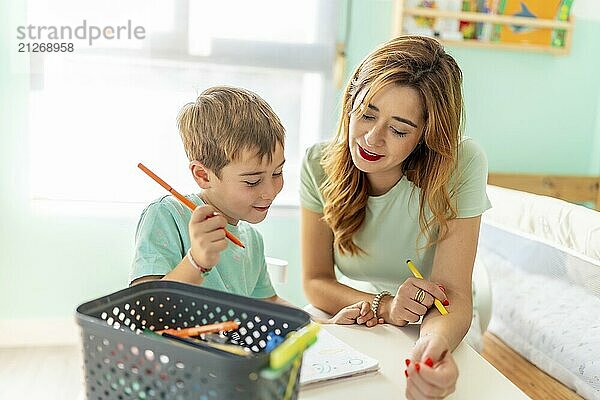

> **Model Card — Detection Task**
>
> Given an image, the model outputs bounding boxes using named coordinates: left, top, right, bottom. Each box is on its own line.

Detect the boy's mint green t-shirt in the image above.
left=130, top=193, right=276, bottom=299
left=300, top=138, right=492, bottom=295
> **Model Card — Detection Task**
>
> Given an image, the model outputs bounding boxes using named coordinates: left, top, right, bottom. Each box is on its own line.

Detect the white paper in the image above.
left=300, top=329, right=379, bottom=386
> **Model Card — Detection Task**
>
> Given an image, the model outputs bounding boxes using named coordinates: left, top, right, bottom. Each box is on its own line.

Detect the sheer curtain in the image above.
left=28, top=0, right=338, bottom=207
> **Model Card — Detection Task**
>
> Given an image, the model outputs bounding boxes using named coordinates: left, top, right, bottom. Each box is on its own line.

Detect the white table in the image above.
left=299, top=324, right=530, bottom=399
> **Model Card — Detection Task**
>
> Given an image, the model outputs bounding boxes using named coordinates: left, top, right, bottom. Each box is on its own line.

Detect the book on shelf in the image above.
left=403, top=0, right=502, bottom=42
left=491, top=0, right=568, bottom=45
left=475, top=0, right=500, bottom=41
left=459, top=0, right=477, bottom=39
left=403, top=0, right=465, bottom=41
left=551, top=0, right=574, bottom=48
left=403, top=0, right=437, bottom=37
left=457, top=0, right=500, bottom=41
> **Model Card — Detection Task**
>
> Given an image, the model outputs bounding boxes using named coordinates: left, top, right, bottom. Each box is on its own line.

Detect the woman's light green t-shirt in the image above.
left=300, top=138, right=492, bottom=294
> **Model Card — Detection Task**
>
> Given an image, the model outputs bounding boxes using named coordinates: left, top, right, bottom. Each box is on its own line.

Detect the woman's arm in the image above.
left=420, top=215, right=482, bottom=350
left=404, top=216, right=482, bottom=399
left=301, top=207, right=379, bottom=319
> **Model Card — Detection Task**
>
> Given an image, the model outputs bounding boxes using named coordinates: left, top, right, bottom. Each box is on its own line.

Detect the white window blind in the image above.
left=29, top=0, right=337, bottom=207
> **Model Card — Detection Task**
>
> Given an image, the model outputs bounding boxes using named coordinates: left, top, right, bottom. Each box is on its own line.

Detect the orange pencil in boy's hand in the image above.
left=156, top=321, right=240, bottom=338
left=137, top=163, right=245, bottom=249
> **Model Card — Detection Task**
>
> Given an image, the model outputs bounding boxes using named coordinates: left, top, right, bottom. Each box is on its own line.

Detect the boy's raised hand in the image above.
left=188, top=205, right=229, bottom=269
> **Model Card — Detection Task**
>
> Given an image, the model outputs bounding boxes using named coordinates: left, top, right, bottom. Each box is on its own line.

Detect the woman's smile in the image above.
left=357, top=143, right=385, bottom=161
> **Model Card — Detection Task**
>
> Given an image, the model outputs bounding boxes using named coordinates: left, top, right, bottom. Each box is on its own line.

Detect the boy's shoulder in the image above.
left=147, top=194, right=179, bottom=207
left=141, top=194, right=197, bottom=219
left=145, top=194, right=185, bottom=209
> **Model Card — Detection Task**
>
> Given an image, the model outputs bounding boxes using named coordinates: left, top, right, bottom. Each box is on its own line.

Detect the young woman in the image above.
left=300, top=35, right=491, bottom=399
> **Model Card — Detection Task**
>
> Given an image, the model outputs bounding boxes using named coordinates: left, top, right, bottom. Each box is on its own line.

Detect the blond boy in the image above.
left=130, top=86, right=370, bottom=324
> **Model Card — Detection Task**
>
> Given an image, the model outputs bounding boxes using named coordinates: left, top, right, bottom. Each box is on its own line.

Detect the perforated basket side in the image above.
left=76, top=281, right=310, bottom=399
left=77, top=281, right=309, bottom=353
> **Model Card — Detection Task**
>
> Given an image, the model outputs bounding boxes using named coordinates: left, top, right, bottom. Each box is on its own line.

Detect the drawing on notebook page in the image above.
left=300, top=329, right=379, bottom=386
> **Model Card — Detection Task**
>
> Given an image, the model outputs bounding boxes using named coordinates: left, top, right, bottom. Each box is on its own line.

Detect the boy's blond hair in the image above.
left=177, top=86, right=285, bottom=177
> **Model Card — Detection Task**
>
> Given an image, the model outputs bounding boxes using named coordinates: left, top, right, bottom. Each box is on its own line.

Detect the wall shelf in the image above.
left=392, top=0, right=574, bottom=55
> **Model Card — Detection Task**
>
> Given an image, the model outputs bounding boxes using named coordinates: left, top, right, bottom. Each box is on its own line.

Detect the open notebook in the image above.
left=300, top=329, right=380, bottom=386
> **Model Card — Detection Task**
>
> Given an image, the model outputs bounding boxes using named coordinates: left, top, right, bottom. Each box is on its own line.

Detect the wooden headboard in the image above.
left=488, top=173, right=600, bottom=211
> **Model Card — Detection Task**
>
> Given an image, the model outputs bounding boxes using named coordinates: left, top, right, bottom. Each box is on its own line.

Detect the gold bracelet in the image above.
left=371, top=290, right=391, bottom=320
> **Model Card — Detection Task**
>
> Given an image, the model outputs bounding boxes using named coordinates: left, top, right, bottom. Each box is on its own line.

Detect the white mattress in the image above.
left=479, top=221, right=600, bottom=400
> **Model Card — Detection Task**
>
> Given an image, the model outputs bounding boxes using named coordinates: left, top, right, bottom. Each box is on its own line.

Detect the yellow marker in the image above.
left=200, top=341, right=252, bottom=356
left=283, top=357, right=302, bottom=400
left=270, top=322, right=320, bottom=370
left=406, top=260, right=448, bottom=316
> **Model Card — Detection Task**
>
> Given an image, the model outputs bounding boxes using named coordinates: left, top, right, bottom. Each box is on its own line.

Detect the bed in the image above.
left=478, top=173, right=600, bottom=400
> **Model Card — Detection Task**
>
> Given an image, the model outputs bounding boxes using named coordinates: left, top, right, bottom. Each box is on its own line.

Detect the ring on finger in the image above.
left=414, top=288, right=426, bottom=304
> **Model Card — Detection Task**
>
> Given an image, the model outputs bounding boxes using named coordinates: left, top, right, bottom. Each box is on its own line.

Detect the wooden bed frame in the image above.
left=488, top=172, right=600, bottom=211
left=481, top=333, right=584, bottom=400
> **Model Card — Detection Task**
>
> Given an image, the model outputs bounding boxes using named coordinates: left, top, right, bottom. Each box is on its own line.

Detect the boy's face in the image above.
left=204, top=142, right=285, bottom=225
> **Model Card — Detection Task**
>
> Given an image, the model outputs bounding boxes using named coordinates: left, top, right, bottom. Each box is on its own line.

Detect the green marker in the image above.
left=269, top=322, right=320, bottom=370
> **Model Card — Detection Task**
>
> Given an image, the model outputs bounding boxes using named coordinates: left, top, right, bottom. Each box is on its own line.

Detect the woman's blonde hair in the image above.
left=178, top=86, right=285, bottom=177
left=321, top=35, right=463, bottom=255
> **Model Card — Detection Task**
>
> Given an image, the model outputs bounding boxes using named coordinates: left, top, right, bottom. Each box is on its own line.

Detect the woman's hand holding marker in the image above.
left=378, top=277, right=448, bottom=327
left=404, top=333, right=458, bottom=399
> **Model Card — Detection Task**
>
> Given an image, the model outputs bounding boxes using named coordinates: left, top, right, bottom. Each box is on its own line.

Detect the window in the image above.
left=28, top=0, right=338, bottom=206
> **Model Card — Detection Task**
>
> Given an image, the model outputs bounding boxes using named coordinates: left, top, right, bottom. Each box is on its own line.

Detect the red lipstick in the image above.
left=358, top=144, right=384, bottom=161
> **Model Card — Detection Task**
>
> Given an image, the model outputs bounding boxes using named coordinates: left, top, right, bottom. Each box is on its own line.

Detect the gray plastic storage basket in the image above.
left=76, top=280, right=311, bottom=400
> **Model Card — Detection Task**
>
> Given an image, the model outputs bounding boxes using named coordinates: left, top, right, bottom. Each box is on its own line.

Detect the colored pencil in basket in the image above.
left=160, top=332, right=252, bottom=357
left=406, top=260, right=448, bottom=316
left=137, top=163, right=245, bottom=249
left=156, top=320, right=240, bottom=338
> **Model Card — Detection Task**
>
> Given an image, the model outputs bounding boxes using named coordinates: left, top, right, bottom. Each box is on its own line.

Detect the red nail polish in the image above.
left=415, top=362, right=420, bottom=373
left=442, top=299, right=450, bottom=306
left=425, top=357, right=434, bottom=367
left=438, top=284, right=446, bottom=292
left=405, top=369, right=408, bottom=378
left=405, top=359, right=410, bottom=366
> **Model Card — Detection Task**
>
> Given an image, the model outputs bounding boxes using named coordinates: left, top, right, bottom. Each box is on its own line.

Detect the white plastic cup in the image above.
left=265, top=257, right=289, bottom=284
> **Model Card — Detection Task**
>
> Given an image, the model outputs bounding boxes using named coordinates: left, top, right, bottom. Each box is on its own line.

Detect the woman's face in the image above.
left=348, top=84, right=424, bottom=195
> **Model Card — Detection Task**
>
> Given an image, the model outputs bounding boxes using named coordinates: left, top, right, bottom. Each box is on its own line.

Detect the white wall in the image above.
left=573, top=0, right=600, bottom=20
